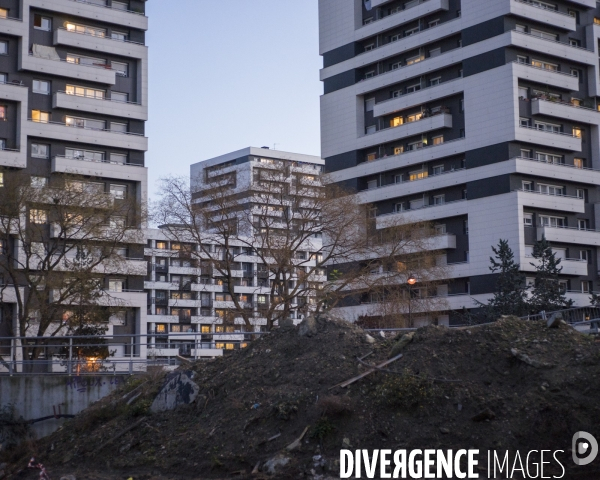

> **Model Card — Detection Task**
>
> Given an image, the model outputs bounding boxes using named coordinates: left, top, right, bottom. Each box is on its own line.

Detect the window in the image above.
left=30, top=209, right=47, bottom=224
left=366, top=125, right=376, bottom=135
left=459, top=99, right=464, bottom=112
left=67, top=54, right=106, bottom=67
left=571, top=98, right=582, bottom=107
left=580, top=250, right=589, bottom=262
left=33, top=80, right=50, bottom=95
left=573, top=127, right=583, bottom=138
left=531, top=59, right=557, bottom=71
left=66, top=116, right=106, bottom=130
left=576, top=188, right=585, bottom=200
left=65, top=148, right=104, bottom=162
left=391, top=116, right=403, bottom=127
left=390, top=34, right=402, bottom=43
left=394, top=202, right=405, bottom=212
left=406, top=83, right=421, bottom=93
left=110, top=153, right=127, bottom=164
left=0, top=8, right=7, bottom=18
left=390, top=62, right=402, bottom=70
left=435, top=224, right=446, bottom=234
left=0, top=41, right=7, bottom=56
left=364, top=43, right=374, bottom=52
left=574, top=158, right=584, bottom=169
left=34, top=15, right=51, bottom=31
left=31, top=176, right=47, bottom=188
left=109, top=216, right=125, bottom=228
left=581, top=281, right=592, bottom=293
left=429, top=19, right=440, bottom=27
left=366, top=180, right=377, bottom=190
left=110, top=122, right=127, bottom=133
left=430, top=77, right=441, bottom=86
left=65, top=23, right=106, bottom=37
left=406, top=54, right=423, bottom=65
left=433, top=194, right=445, bottom=205
left=110, top=184, right=127, bottom=199
left=538, top=183, right=564, bottom=196
left=156, top=241, right=167, bottom=249
left=520, top=149, right=531, bottom=158
left=0, top=73, right=6, bottom=84
left=522, top=181, right=533, bottom=191
left=523, top=213, right=533, bottom=226
left=578, top=219, right=587, bottom=230
left=394, top=146, right=404, bottom=155
left=366, top=152, right=377, bottom=162
left=432, top=135, right=444, bottom=145
left=516, top=24, right=526, bottom=33
left=108, top=279, right=124, bottom=292
left=535, top=152, right=563, bottom=164
left=518, top=87, right=528, bottom=99
left=31, top=110, right=49, bottom=123
left=66, top=85, right=105, bottom=99
left=429, top=47, right=441, bottom=58
left=112, top=1, right=129, bottom=10
left=363, top=17, right=373, bottom=25
left=365, top=98, right=375, bottom=111
left=517, top=55, right=527, bottom=64
left=391, top=90, right=402, bottom=98
left=432, top=165, right=444, bottom=175
left=111, top=92, right=128, bottom=103
left=0, top=172, right=3, bottom=187
left=595, top=17, right=600, bottom=26
left=405, top=27, right=419, bottom=36
left=569, top=38, right=581, bottom=47
left=530, top=29, right=558, bottom=41
left=408, top=141, right=423, bottom=151
left=406, top=113, right=422, bottom=123
left=539, top=215, right=565, bottom=227
left=571, top=68, right=579, bottom=78
left=364, top=70, right=375, bottom=79
left=111, top=31, right=128, bottom=41
left=409, top=170, right=427, bottom=181
left=112, top=61, right=128, bottom=76
left=526, top=277, right=535, bottom=287
left=534, top=121, right=560, bottom=133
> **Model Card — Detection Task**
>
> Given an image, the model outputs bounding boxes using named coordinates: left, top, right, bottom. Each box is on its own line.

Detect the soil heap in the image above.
left=3, top=316, right=600, bottom=479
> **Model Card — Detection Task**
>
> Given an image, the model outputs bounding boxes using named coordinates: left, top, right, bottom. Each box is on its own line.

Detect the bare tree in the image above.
left=0, top=172, right=144, bottom=370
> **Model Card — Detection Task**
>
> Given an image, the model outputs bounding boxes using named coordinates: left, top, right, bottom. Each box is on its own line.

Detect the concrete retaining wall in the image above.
left=0, top=375, right=128, bottom=440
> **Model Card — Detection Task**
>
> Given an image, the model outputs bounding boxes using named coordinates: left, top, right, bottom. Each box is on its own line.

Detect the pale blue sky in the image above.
left=145, top=1, right=322, bottom=199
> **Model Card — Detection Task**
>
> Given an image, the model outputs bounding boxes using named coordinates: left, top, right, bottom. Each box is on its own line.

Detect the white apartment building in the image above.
left=319, top=0, right=600, bottom=324
left=0, top=0, right=149, bottom=370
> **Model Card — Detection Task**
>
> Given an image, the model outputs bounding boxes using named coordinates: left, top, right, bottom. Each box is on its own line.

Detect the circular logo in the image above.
left=573, top=432, right=599, bottom=466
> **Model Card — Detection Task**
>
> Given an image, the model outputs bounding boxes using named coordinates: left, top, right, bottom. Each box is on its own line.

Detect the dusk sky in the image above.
left=145, top=1, right=322, bottom=199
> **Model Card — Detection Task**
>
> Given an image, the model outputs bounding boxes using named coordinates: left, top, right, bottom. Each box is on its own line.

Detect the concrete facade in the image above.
left=319, top=0, right=600, bottom=323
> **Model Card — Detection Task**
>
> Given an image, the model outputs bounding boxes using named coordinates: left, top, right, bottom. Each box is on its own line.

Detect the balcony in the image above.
left=29, top=120, right=148, bottom=151
left=54, top=28, right=147, bottom=59
left=516, top=125, right=581, bottom=152
left=516, top=189, right=585, bottom=213
left=0, top=14, right=24, bottom=36
left=538, top=226, right=600, bottom=246
left=510, top=1, right=576, bottom=31
left=374, top=78, right=464, bottom=117
left=34, top=0, right=148, bottom=30
left=357, top=0, right=448, bottom=41
left=509, top=30, right=596, bottom=65
left=531, top=98, right=600, bottom=125
left=514, top=156, right=600, bottom=186
left=377, top=199, right=468, bottom=229
left=53, top=91, right=147, bottom=121
left=51, top=155, right=147, bottom=182
left=21, top=54, right=116, bottom=85
left=360, top=112, right=452, bottom=150
left=511, top=61, right=579, bottom=91
left=522, top=256, right=588, bottom=276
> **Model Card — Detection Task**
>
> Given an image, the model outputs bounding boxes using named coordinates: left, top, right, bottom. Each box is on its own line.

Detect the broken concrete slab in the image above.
left=150, top=371, right=200, bottom=413
left=298, top=316, right=318, bottom=337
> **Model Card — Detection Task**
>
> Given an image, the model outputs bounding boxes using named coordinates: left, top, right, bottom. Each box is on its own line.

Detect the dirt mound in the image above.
left=4, top=317, right=600, bottom=479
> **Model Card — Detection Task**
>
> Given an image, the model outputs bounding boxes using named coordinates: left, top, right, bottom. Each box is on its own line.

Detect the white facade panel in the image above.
left=53, top=92, right=148, bottom=121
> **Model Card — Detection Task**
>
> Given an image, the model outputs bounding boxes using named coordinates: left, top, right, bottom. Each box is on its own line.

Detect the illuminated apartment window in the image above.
left=432, top=136, right=444, bottom=145
left=0, top=172, right=4, bottom=187
left=65, top=23, right=106, bottom=37
left=574, top=158, right=584, bottom=169
left=366, top=152, right=377, bottom=161
left=155, top=324, right=166, bottom=333
left=31, top=110, right=49, bottom=123
left=0, top=8, right=7, bottom=18
left=573, top=127, right=583, bottom=138
left=391, top=116, right=403, bottom=127
left=29, top=209, right=47, bottom=224
left=394, top=146, right=404, bottom=155
left=66, top=85, right=105, bottom=99
left=409, top=170, right=428, bottom=181
left=406, top=113, right=423, bottom=123
left=595, top=17, right=600, bottom=25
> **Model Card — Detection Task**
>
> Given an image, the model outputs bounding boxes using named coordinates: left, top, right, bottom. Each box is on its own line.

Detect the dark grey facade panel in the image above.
left=465, top=143, right=511, bottom=169
left=463, top=48, right=506, bottom=78
left=323, top=42, right=359, bottom=68
left=466, top=174, right=512, bottom=200
left=325, top=149, right=360, bottom=173
left=323, top=69, right=359, bottom=95
left=462, top=16, right=505, bottom=47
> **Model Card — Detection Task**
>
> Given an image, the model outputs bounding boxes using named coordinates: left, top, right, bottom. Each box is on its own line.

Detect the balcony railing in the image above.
left=512, top=60, right=577, bottom=78
left=377, top=198, right=467, bottom=218
left=516, top=188, right=583, bottom=199
left=361, top=136, right=464, bottom=164
left=376, top=77, right=463, bottom=106
left=518, top=124, right=578, bottom=138
left=359, top=0, right=430, bottom=28
left=362, top=167, right=465, bottom=192
left=530, top=97, right=599, bottom=113
left=53, top=154, right=144, bottom=168
left=512, top=29, right=592, bottom=52
left=71, top=0, right=146, bottom=16
left=58, top=90, right=141, bottom=106
left=28, top=52, right=122, bottom=73
left=513, top=0, right=573, bottom=17
left=516, top=155, right=600, bottom=172
left=367, top=107, right=450, bottom=135
left=29, top=118, right=144, bottom=137
left=57, top=27, right=144, bottom=45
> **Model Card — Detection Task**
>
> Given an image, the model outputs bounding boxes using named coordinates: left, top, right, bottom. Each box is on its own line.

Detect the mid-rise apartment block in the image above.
left=319, top=0, right=600, bottom=323
left=143, top=148, right=326, bottom=361
left=0, top=0, right=149, bottom=366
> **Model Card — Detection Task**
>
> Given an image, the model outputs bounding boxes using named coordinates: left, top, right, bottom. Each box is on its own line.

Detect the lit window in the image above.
left=391, top=116, right=403, bottom=127
left=0, top=42, right=6, bottom=55
left=573, top=127, right=583, bottom=138
left=432, top=135, right=444, bottom=145
left=0, top=106, right=6, bottom=120
left=33, top=80, right=50, bottom=95
left=31, top=144, right=49, bottom=158
left=0, top=8, right=7, bottom=18
left=156, top=241, right=167, bottom=249
left=34, top=15, right=51, bottom=31
left=66, top=85, right=105, bottom=99
left=65, top=23, right=106, bottom=37
left=394, top=146, right=404, bottom=155
left=31, top=110, right=49, bottom=123
left=574, top=158, right=584, bottom=169
left=108, top=279, right=124, bottom=292
left=155, top=324, right=166, bottom=333
left=0, top=172, right=4, bottom=187
left=30, top=209, right=47, bottom=224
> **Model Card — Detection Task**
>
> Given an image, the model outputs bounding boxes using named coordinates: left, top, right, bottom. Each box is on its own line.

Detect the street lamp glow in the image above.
left=407, top=275, right=417, bottom=286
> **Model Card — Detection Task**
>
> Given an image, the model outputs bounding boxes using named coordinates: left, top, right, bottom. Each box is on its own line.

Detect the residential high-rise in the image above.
left=143, top=148, right=326, bottom=361
left=0, top=0, right=149, bottom=369
left=319, top=0, right=600, bottom=324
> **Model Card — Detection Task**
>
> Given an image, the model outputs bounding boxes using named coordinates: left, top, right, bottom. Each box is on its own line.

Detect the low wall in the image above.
left=0, top=375, right=128, bottom=440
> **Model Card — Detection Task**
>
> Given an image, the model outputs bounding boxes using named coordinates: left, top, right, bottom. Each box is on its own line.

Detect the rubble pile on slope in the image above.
left=3, top=316, right=600, bottom=479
